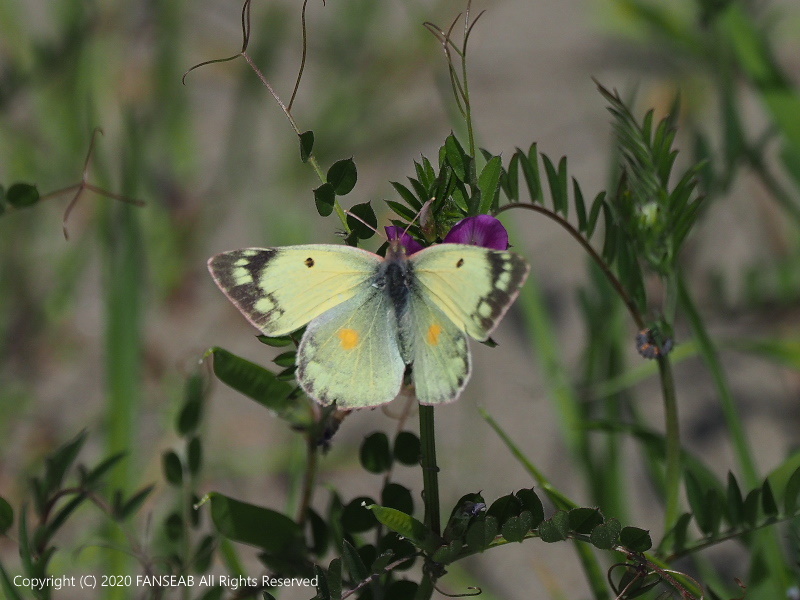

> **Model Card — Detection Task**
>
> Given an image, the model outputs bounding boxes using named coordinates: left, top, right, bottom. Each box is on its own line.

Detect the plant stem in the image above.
left=497, top=203, right=645, bottom=329
left=296, top=436, right=318, bottom=526
left=658, top=354, right=681, bottom=531
left=418, top=404, right=441, bottom=536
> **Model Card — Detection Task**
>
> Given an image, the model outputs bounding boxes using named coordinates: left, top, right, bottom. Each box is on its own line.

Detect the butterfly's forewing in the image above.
left=297, top=285, right=405, bottom=408
left=401, top=292, right=471, bottom=405
left=410, top=244, right=530, bottom=341
left=208, top=245, right=381, bottom=337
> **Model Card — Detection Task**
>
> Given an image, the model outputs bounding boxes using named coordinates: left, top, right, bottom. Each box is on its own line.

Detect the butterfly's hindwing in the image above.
left=410, top=244, right=530, bottom=341
left=297, top=285, right=405, bottom=409
left=402, top=290, right=470, bottom=405
left=208, top=245, right=381, bottom=337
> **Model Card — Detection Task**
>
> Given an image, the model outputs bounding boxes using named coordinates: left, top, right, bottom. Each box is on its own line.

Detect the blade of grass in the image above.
left=100, top=116, right=144, bottom=599
left=481, top=409, right=609, bottom=600
left=677, top=273, right=789, bottom=596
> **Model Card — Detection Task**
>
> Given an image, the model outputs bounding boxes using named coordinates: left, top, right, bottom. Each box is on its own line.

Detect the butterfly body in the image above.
left=209, top=238, right=529, bottom=409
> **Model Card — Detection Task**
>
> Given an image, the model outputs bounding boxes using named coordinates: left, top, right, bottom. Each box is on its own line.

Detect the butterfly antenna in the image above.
left=344, top=209, right=386, bottom=241
left=402, top=197, right=434, bottom=238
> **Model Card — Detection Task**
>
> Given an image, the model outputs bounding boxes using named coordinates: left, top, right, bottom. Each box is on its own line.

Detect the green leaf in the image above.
left=385, top=580, right=418, bottom=600
left=165, top=512, right=184, bottom=541
left=381, top=483, right=413, bottom=515
left=299, top=131, right=314, bottom=163
left=503, top=153, right=520, bottom=202
left=386, top=200, right=417, bottom=222
left=272, top=351, right=297, bottom=368
left=431, top=539, right=461, bottom=563
left=514, top=489, right=544, bottom=528
left=314, top=183, right=336, bottom=217
left=346, top=202, right=377, bottom=239
left=177, top=373, right=205, bottom=435
left=589, top=518, right=621, bottom=550
left=162, top=450, right=183, bottom=485
left=661, top=512, right=692, bottom=554
left=314, top=565, right=330, bottom=600
left=359, top=432, right=392, bottom=474
left=568, top=507, right=603, bottom=534
left=783, top=466, right=800, bottom=515
left=542, top=155, right=568, bottom=216
left=307, top=508, right=329, bottom=557
left=726, top=472, right=744, bottom=525
left=0, top=560, right=24, bottom=600
left=501, top=511, right=532, bottom=543
left=327, top=158, right=357, bottom=195
left=444, top=134, right=468, bottom=182
left=118, top=484, right=155, bottom=520
left=685, top=471, right=714, bottom=534
left=341, top=539, right=369, bottom=582
left=256, top=334, right=296, bottom=347
left=538, top=511, right=569, bottom=543
left=0, top=498, right=12, bottom=535
left=18, top=507, right=33, bottom=577
left=572, top=178, right=588, bottom=232
left=341, top=496, right=378, bottom=533
left=193, top=535, right=216, bottom=572
left=196, top=587, right=225, bottom=600
left=586, top=191, right=606, bottom=238
left=187, top=436, right=202, bottom=475
left=465, top=515, right=498, bottom=552
left=368, top=505, right=439, bottom=553
left=208, top=493, right=304, bottom=554
left=390, top=181, right=423, bottom=210
left=487, top=494, right=522, bottom=524
left=327, top=558, right=343, bottom=600
left=392, top=431, right=420, bottom=466
left=619, top=526, right=652, bottom=552
left=478, top=156, right=503, bottom=214
left=208, top=348, right=309, bottom=425
left=44, top=430, right=87, bottom=496
left=519, top=144, right=543, bottom=203
left=742, top=488, right=761, bottom=526
left=6, top=183, right=39, bottom=208
left=761, top=480, right=778, bottom=517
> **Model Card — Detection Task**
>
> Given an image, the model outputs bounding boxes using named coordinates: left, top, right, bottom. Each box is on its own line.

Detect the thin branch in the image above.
left=340, top=556, right=417, bottom=599
left=289, top=0, right=319, bottom=111
left=496, top=202, right=645, bottom=329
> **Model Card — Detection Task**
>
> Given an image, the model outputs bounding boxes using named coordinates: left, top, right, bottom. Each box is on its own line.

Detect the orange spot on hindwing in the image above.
left=337, top=328, right=360, bottom=350
left=426, top=324, right=443, bottom=346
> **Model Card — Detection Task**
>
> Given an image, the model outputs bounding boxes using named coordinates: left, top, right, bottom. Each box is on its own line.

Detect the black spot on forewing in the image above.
left=208, top=249, right=285, bottom=331
left=456, top=258, right=464, bottom=268
left=470, top=251, right=530, bottom=336
left=305, top=257, right=315, bottom=268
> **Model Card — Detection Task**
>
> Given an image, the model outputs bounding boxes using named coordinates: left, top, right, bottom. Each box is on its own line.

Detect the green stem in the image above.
left=658, top=355, right=681, bottom=531
left=296, top=436, right=318, bottom=526
left=676, top=275, right=758, bottom=485
left=418, top=405, right=440, bottom=536
left=241, top=51, right=349, bottom=231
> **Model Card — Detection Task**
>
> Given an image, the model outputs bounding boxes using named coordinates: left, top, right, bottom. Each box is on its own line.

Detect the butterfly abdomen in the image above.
left=378, top=259, right=412, bottom=316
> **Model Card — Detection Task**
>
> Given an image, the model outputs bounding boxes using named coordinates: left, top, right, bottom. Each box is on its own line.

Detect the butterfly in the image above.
left=208, top=236, right=529, bottom=409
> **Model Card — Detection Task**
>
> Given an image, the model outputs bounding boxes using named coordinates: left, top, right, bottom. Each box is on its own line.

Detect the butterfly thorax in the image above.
left=376, top=242, right=413, bottom=316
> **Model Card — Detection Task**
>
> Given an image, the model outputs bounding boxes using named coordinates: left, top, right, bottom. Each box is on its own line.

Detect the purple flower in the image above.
left=443, top=215, right=509, bottom=250
left=385, top=226, right=424, bottom=255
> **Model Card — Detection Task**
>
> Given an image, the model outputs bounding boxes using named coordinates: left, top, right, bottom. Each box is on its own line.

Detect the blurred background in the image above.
left=2, top=0, right=800, bottom=598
